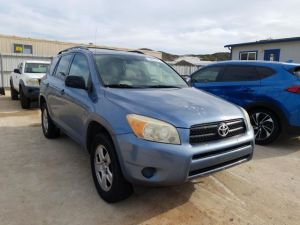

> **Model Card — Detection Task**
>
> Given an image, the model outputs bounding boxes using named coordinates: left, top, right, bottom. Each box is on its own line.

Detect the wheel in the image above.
left=19, top=87, right=30, bottom=109
left=249, top=108, right=280, bottom=145
left=41, top=103, right=60, bottom=139
left=91, top=134, right=133, bottom=203
left=10, top=80, right=18, bottom=100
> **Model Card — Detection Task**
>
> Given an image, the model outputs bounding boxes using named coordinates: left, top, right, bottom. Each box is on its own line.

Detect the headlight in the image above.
left=26, top=78, right=39, bottom=87
left=240, top=107, right=252, bottom=129
left=127, top=114, right=180, bottom=145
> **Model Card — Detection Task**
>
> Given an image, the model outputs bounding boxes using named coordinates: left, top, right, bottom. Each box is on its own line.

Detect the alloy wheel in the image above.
left=42, top=109, right=49, bottom=134
left=94, top=145, right=113, bottom=192
left=251, top=112, right=275, bottom=141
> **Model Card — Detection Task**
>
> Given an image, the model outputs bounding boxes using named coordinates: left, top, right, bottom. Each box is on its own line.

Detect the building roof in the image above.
left=225, top=36, right=300, bottom=48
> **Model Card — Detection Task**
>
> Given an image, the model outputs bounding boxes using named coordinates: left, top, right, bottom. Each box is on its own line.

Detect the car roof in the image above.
left=58, top=46, right=151, bottom=58
left=207, top=60, right=300, bottom=68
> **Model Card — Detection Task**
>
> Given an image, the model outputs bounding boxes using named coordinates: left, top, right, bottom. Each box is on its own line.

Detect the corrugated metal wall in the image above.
left=0, top=54, right=52, bottom=87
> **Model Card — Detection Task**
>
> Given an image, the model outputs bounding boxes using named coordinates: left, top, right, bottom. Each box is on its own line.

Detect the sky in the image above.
left=0, top=0, right=299, bottom=55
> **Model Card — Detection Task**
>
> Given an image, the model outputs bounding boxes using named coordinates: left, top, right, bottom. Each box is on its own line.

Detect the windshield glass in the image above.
left=94, top=54, right=187, bottom=88
left=25, top=63, right=49, bottom=73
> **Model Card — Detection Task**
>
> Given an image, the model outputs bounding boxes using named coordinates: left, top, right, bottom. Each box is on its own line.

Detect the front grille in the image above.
left=190, top=119, right=246, bottom=145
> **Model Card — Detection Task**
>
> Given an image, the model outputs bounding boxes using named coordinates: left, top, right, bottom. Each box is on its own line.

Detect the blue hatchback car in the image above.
left=191, top=61, right=300, bottom=145
left=40, top=47, right=254, bottom=202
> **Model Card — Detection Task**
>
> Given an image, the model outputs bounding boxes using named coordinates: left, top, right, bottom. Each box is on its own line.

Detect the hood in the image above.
left=24, top=73, right=46, bottom=79
left=105, top=87, right=244, bottom=128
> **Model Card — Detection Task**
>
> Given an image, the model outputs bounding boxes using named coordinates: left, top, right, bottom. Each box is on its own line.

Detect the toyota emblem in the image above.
left=218, top=123, right=229, bottom=137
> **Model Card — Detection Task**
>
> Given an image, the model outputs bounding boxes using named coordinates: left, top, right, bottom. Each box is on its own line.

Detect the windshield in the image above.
left=94, top=54, right=187, bottom=88
left=25, top=63, right=49, bottom=73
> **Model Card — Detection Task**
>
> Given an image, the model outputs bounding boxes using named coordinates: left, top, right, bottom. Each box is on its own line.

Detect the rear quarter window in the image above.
left=256, top=66, right=275, bottom=79
left=288, top=66, right=300, bottom=78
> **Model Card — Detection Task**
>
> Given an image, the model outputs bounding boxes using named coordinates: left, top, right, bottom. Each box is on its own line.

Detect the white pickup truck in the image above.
left=10, top=60, right=50, bottom=109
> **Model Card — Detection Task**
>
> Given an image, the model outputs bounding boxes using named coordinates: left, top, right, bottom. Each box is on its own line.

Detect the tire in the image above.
left=249, top=108, right=281, bottom=145
left=41, top=103, right=60, bottom=139
left=10, top=80, right=18, bottom=100
left=91, top=134, right=133, bottom=203
left=20, top=87, right=30, bottom=109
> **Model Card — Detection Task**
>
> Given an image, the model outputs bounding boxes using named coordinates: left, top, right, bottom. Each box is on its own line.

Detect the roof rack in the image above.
left=58, top=45, right=145, bottom=55
left=127, top=50, right=144, bottom=54
left=58, top=46, right=88, bottom=54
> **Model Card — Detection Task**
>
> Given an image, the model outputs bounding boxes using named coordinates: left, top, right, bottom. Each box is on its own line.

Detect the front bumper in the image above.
left=115, top=128, right=255, bottom=186
left=22, top=86, right=40, bottom=100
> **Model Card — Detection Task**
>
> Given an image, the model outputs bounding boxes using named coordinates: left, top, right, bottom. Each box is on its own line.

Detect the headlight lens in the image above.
left=26, top=78, right=39, bottom=87
left=127, top=114, right=180, bottom=145
left=240, top=107, right=252, bottom=129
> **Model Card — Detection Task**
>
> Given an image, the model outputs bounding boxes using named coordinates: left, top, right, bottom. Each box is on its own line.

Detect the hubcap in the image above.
left=251, top=112, right=275, bottom=141
left=42, top=109, right=49, bottom=133
left=94, top=145, right=113, bottom=192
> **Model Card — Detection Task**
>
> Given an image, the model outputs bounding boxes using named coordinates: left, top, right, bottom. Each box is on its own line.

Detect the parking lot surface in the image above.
left=0, top=92, right=299, bottom=225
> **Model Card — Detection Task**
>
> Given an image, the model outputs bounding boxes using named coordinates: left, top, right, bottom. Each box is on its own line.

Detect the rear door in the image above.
left=46, top=54, right=73, bottom=127
left=216, top=65, right=261, bottom=107
left=191, top=66, right=225, bottom=96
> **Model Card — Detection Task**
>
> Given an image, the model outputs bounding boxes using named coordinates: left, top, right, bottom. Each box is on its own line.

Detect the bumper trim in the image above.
left=188, top=154, right=251, bottom=179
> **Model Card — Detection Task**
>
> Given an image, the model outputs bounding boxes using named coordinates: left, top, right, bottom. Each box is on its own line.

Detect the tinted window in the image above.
left=69, top=54, right=90, bottom=86
left=220, top=66, right=259, bottom=81
left=192, top=66, right=222, bottom=83
left=55, top=54, right=73, bottom=80
left=256, top=66, right=275, bottom=79
left=49, top=56, right=60, bottom=76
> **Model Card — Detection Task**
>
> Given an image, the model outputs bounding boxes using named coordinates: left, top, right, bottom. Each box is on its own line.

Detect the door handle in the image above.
left=60, top=89, right=65, bottom=95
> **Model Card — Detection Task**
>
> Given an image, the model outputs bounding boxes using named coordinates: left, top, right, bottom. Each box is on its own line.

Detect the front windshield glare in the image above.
left=94, top=54, right=187, bottom=88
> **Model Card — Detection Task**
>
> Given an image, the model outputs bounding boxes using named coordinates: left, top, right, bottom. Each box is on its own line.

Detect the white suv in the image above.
left=10, top=60, right=50, bottom=108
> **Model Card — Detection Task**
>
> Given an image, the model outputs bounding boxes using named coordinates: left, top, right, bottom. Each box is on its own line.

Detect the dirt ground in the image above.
left=0, top=91, right=299, bottom=225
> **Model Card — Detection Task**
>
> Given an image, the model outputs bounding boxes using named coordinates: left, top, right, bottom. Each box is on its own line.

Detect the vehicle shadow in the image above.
left=0, top=126, right=196, bottom=225
left=253, top=135, right=300, bottom=161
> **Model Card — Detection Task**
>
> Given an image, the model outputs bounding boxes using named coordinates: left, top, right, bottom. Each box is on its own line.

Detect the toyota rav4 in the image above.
left=39, top=46, right=255, bottom=202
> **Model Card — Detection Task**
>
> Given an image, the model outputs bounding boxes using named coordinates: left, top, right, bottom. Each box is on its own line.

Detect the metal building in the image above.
left=0, top=33, right=162, bottom=93
left=225, top=36, right=300, bottom=63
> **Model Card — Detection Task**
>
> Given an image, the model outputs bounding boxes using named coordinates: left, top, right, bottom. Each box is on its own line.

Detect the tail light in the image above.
left=286, top=86, right=300, bottom=94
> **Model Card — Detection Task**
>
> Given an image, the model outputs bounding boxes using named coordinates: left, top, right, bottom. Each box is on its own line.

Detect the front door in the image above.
left=264, top=49, right=280, bottom=62
left=60, top=53, right=92, bottom=143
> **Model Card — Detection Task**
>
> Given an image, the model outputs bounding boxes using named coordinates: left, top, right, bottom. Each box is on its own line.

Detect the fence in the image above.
left=171, top=65, right=201, bottom=76
left=0, top=53, right=52, bottom=91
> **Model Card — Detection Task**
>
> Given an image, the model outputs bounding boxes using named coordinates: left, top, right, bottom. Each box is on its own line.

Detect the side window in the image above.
left=219, top=66, right=259, bottom=82
left=256, top=66, right=275, bottom=79
left=68, top=54, right=90, bottom=86
left=192, top=66, right=222, bottom=83
left=54, top=54, right=73, bottom=80
left=48, top=56, right=60, bottom=76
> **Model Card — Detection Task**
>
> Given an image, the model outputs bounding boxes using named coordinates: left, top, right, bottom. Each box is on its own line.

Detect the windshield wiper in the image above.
left=105, top=84, right=143, bottom=88
left=146, top=85, right=182, bottom=88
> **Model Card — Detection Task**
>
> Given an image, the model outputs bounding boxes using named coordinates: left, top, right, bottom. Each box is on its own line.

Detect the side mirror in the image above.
left=65, top=76, right=86, bottom=90
left=14, top=68, right=21, bottom=74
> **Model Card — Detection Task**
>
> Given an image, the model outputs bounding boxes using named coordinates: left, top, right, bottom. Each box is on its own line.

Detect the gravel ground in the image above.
left=0, top=92, right=299, bottom=225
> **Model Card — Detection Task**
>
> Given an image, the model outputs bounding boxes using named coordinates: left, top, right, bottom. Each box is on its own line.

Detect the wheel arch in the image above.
left=243, top=102, right=286, bottom=130
left=86, top=120, right=115, bottom=154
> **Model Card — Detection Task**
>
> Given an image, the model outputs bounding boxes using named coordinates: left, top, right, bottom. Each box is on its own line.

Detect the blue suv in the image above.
left=40, top=47, right=254, bottom=202
left=191, top=61, right=300, bottom=145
